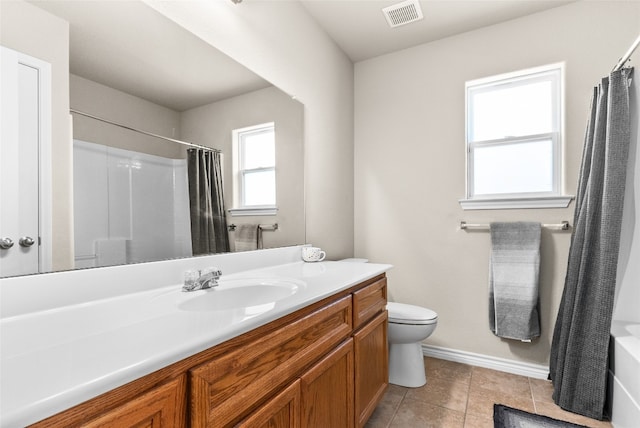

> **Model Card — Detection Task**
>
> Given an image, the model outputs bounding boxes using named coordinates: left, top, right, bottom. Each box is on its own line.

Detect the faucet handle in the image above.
left=203, top=267, right=222, bottom=278
left=182, top=270, right=199, bottom=292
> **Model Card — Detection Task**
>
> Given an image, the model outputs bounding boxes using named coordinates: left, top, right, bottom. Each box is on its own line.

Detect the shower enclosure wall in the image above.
left=73, top=140, right=192, bottom=268
left=611, top=72, right=639, bottom=427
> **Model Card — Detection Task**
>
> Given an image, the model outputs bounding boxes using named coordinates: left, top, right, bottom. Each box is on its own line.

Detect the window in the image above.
left=230, top=123, right=277, bottom=216
left=460, top=64, right=572, bottom=210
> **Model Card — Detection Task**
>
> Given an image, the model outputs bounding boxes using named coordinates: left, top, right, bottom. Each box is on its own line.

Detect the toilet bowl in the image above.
left=387, top=302, right=438, bottom=388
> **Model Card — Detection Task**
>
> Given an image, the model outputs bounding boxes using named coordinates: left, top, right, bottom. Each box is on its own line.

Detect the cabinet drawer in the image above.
left=83, top=376, right=186, bottom=428
left=190, top=296, right=353, bottom=428
left=352, top=277, right=387, bottom=329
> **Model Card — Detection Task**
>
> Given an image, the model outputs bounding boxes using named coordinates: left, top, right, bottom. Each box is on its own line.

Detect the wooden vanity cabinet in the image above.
left=28, top=274, right=388, bottom=428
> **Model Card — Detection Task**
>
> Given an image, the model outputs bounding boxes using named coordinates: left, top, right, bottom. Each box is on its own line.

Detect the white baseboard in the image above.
left=422, top=344, right=549, bottom=380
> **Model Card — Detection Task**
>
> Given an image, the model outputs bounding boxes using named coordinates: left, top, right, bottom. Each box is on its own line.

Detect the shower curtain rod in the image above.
left=613, top=34, right=640, bottom=72
left=70, top=109, right=221, bottom=153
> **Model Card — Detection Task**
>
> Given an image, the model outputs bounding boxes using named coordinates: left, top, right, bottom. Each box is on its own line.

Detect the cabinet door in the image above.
left=300, top=339, right=354, bottom=428
left=235, top=380, right=300, bottom=428
left=354, top=311, right=388, bottom=428
left=82, top=376, right=186, bottom=428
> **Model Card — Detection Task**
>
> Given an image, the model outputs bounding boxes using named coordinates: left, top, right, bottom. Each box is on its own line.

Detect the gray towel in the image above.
left=489, top=222, right=541, bottom=341
left=234, top=224, right=260, bottom=252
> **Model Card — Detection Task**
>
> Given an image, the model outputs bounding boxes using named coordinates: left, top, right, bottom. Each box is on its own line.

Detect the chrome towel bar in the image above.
left=460, top=221, right=570, bottom=231
left=228, top=223, right=279, bottom=231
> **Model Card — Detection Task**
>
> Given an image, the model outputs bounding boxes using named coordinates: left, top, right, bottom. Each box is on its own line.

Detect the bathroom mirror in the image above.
left=0, top=0, right=304, bottom=278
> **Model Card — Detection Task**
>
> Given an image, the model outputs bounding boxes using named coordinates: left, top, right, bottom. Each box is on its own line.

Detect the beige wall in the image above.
left=145, top=0, right=355, bottom=260
left=180, top=86, right=305, bottom=250
left=354, top=1, right=640, bottom=365
left=0, top=0, right=73, bottom=271
left=70, top=74, right=184, bottom=159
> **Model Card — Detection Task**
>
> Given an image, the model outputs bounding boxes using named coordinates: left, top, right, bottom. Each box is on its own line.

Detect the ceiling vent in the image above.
left=382, top=0, right=424, bottom=28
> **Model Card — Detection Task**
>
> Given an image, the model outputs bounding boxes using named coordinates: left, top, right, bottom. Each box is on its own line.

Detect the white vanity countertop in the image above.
left=0, top=260, right=391, bottom=427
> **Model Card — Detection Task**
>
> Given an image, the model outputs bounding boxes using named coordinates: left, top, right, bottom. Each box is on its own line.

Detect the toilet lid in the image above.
left=387, top=302, right=438, bottom=325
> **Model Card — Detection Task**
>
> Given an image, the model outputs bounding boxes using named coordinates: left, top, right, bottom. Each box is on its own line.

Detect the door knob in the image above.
left=19, top=236, right=35, bottom=247
left=0, top=237, right=14, bottom=249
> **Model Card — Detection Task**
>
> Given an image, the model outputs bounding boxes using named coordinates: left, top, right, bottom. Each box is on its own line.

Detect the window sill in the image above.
left=459, top=195, right=574, bottom=210
left=229, top=207, right=278, bottom=217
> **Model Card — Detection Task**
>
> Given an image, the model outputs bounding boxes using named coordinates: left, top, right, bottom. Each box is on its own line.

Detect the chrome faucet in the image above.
left=182, top=268, right=222, bottom=292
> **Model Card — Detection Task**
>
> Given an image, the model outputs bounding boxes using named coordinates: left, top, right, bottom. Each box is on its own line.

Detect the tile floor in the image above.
left=366, top=357, right=613, bottom=428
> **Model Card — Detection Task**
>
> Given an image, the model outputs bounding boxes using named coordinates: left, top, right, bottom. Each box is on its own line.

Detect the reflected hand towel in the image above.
left=234, top=224, right=259, bottom=252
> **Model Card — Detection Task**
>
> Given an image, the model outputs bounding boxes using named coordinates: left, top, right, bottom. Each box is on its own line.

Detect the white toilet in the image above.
left=337, top=259, right=437, bottom=387
left=387, top=302, right=438, bottom=388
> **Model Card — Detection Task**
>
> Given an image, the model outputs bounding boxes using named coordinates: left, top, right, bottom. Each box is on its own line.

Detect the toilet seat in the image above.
left=387, top=302, right=438, bottom=325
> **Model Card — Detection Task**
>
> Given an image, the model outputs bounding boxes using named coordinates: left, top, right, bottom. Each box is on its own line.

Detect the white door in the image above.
left=0, top=46, right=51, bottom=277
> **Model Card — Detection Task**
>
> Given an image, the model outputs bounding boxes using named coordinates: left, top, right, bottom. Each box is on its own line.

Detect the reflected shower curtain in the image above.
left=187, top=149, right=230, bottom=255
left=549, top=68, right=633, bottom=420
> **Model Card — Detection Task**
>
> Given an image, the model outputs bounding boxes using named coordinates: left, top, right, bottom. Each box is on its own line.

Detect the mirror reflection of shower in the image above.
left=73, top=139, right=192, bottom=268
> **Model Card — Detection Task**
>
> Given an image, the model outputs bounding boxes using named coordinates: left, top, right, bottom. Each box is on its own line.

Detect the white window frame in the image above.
left=229, top=122, right=278, bottom=217
left=460, top=63, right=573, bottom=210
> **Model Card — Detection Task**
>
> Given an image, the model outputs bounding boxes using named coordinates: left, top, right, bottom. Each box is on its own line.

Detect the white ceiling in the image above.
left=27, top=1, right=574, bottom=111
left=300, top=0, right=574, bottom=62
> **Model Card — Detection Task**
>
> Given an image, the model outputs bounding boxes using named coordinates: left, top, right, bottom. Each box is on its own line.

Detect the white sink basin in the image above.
left=177, top=278, right=305, bottom=312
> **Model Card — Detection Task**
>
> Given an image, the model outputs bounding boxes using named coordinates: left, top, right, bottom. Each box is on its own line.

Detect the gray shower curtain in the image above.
left=187, top=148, right=230, bottom=255
left=549, top=68, right=633, bottom=420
